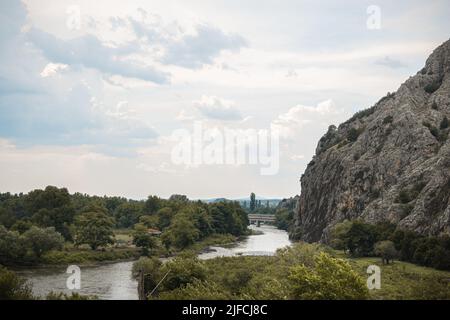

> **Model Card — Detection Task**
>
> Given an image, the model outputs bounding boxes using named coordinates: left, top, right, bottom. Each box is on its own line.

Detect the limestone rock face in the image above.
left=292, top=39, right=450, bottom=242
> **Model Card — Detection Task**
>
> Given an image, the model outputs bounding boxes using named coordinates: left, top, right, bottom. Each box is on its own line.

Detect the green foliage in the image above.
left=10, top=220, right=33, bottom=234
left=397, top=182, right=426, bottom=204
left=382, top=115, right=393, bottom=124
left=74, top=211, right=115, bottom=250
left=132, top=224, right=158, bottom=255
left=0, top=225, right=64, bottom=264
left=343, top=105, right=376, bottom=125
left=159, top=257, right=207, bottom=292
left=41, top=248, right=138, bottom=265
left=161, top=214, right=200, bottom=249
left=46, top=292, right=97, bottom=300
left=144, top=196, right=162, bottom=215
left=374, top=240, right=399, bottom=264
left=440, top=116, right=449, bottom=129
left=155, top=207, right=174, bottom=230
left=346, top=127, right=364, bottom=142
left=114, top=202, right=143, bottom=228
left=26, top=186, right=75, bottom=239
left=329, top=220, right=353, bottom=250
left=343, top=220, right=379, bottom=256
left=333, top=220, right=450, bottom=271
left=0, top=226, right=25, bottom=264
left=132, top=257, right=163, bottom=296
left=250, top=193, right=256, bottom=212
left=157, top=280, right=231, bottom=300
left=288, top=252, right=369, bottom=299
left=0, top=266, right=34, bottom=300
left=274, top=208, right=293, bottom=231
left=424, top=81, right=441, bottom=94
left=347, top=256, right=450, bottom=300
left=22, top=226, right=64, bottom=258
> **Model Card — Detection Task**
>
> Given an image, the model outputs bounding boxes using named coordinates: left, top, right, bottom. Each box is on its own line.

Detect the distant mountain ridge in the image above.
left=292, top=39, right=450, bottom=242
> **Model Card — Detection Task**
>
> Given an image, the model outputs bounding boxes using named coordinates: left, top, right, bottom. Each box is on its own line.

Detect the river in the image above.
left=18, top=225, right=291, bottom=300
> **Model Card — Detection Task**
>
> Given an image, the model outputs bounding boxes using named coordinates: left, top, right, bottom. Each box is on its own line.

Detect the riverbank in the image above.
left=17, top=225, right=290, bottom=299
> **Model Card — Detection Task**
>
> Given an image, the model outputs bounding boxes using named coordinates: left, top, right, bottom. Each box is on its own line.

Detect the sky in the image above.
left=0, top=0, right=449, bottom=200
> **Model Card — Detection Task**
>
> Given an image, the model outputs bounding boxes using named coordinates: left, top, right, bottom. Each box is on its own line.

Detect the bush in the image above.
left=0, top=266, right=34, bottom=300
left=383, top=115, right=393, bottom=124
left=440, top=116, right=449, bottom=130
left=288, top=252, right=368, bottom=300
left=374, top=240, right=399, bottom=264
left=22, top=226, right=64, bottom=258
left=343, top=106, right=376, bottom=125
left=46, top=292, right=97, bottom=300
left=347, top=127, right=364, bottom=142
left=424, top=81, right=441, bottom=94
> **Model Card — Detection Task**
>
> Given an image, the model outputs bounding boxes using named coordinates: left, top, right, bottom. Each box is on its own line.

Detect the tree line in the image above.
left=0, top=186, right=249, bottom=266
left=329, top=220, right=450, bottom=270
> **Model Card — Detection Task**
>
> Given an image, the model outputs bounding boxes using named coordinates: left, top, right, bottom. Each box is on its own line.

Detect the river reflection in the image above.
left=18, top=225, right=291, bottom=300
left=198, top=225, right=291, bottom=259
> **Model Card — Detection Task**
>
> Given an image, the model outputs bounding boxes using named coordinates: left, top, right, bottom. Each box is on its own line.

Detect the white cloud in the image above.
left=40, top=62, right=68, bottom=77
left=193, top=95, right=242, bottom=121
left=272, top=99, right=344, bottom=139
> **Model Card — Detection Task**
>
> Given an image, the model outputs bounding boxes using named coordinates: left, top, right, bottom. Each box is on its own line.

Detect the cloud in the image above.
left=375, top=56, right=406, bottom=69
left=193, top=95, right=243, bottom=121
left=40, top=63, right=69, bottom=77
left=161, top=24, right=247, bottom=69
left=27, top=28, right=170, bottom=84
left=111, top=9, right=247, bottom=69
left=272, top=99, right=344, bottom=139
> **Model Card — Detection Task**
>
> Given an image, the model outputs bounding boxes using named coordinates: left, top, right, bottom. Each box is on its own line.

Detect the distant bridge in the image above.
left=248, top=214, right=276, bottom=226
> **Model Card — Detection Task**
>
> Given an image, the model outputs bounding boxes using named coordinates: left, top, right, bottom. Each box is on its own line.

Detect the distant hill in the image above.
left=200, top=197, right=283, bottom=208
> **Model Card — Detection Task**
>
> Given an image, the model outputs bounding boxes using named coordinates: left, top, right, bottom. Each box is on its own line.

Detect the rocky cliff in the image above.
left=292, top=39, right=450, bottom=242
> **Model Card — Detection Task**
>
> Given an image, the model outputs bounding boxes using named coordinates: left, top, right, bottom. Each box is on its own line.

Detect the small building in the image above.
left=147, top=228, right=162, bottom=236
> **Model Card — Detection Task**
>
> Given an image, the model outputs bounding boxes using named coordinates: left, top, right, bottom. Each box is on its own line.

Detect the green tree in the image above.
left=374, top=240, right=399, bottom=264
left=288, top=252, right=368, bottom=300
left=157, top=280, right=231, bottom=300
left=10, top=220, right=33, bottom=234
left=161, top=214, right=199, bottom=249
left=275, top=208, right=293, bottom=231
left=342, top=220, right=378, bottom=256
left=250, top=193, right=256, bottom=212
left=144, top=196, right=162, bottom=215
left=440, top=116, right=449, bottom=129
left=0, top=226, right=25, bottom=264
left=329, top=220, right=352, bottom=250
left=74, top=211, right=115, bottom=250
left=132, top=224, right=158, bottom=256
left=22, top=226, right=64, bottom=258
left=132, top=257, right=163, bottom=298
left=114, top=202, right=143, bottom=228
left=0, top=266, right=34, bottom=300
left=160, top=257, right=207, bottom=292
left=26, top=186, right=75, bottom=239
left=0, top=207, right=16, bottom=228
left=156, top=207, right=174, bottom=230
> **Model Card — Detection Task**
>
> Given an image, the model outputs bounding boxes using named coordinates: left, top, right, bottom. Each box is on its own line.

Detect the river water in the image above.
left=18, top=225, right=291, bottom=300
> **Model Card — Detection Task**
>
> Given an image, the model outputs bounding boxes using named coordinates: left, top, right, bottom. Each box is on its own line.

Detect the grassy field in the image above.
left=346, top=256, right=450, bottom=300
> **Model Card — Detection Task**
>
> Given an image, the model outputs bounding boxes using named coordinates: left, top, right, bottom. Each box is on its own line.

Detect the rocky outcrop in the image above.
left=292, top=39, right=450, bottom=242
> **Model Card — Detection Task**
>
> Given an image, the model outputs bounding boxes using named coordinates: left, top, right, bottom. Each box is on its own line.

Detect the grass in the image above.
left=186, top=234, right=238, bottom=252
left=345, top=255, right=450, bottom=300
left=41, top=247, right=140, bottom=265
